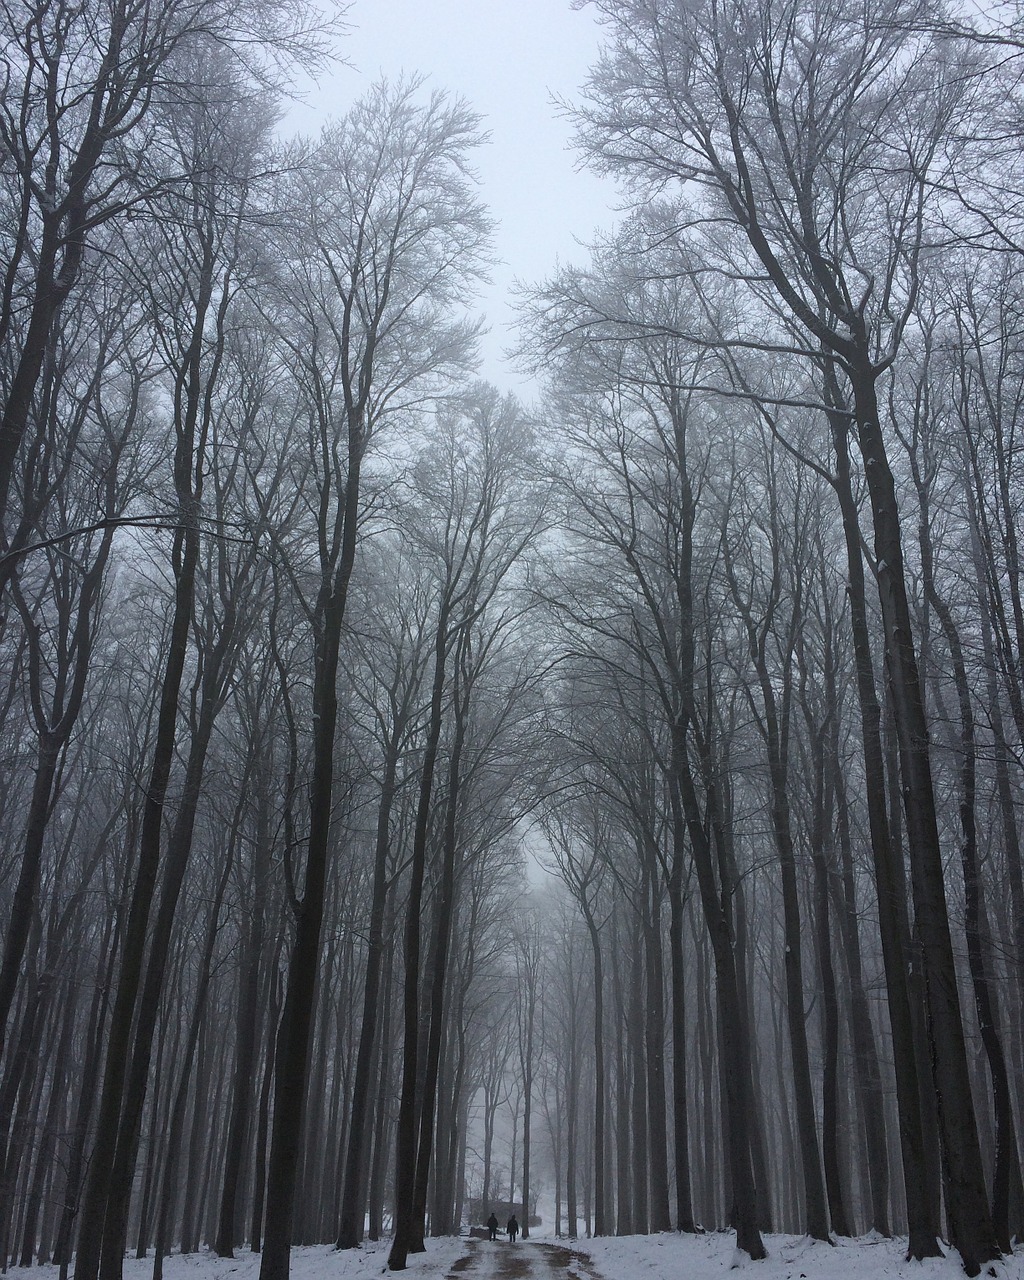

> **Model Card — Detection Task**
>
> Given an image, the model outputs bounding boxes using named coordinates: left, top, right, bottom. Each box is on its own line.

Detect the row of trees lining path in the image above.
left=2, top=0, right=1024, bottom=1278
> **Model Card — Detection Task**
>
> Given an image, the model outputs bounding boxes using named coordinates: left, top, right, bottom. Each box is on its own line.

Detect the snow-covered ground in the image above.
left=8, top=1231, right=1024, bottom=1280
left=574, top=1230, right=1024, bottom=1280
left=4, top=1240, right=467, bottom=1280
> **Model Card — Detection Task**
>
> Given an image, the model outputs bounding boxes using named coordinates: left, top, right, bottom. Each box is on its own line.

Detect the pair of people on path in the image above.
left=485, top=1212, right=519, bottom=1243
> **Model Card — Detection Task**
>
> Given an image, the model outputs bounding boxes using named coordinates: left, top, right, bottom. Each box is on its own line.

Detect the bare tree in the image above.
left=571, top=3, right=999, bottom=1264
left=259, top=81, right=490, bottom=1280
left=74, top=64, right=280, bottom=1280
left=389, top=387, right=545, bottom=1269
left=0, top=0, right=335, bottom=530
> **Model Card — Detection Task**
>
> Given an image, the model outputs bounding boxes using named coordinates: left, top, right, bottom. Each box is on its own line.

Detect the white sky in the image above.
left=282, top=0, right=618, bottom=393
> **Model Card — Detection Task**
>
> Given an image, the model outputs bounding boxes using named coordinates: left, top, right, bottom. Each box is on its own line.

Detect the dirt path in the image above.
left=446, top=1240, right=600, bottom=1280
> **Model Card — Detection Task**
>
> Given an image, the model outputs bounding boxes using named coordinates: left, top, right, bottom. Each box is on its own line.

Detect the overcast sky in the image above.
left=283, top=0, right=618, bottom=393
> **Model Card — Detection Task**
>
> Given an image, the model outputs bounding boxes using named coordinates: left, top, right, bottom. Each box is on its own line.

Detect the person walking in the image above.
left=506, top=1214, right=519, bottom=1243
left=486, top=1213, right=499, bottom=1241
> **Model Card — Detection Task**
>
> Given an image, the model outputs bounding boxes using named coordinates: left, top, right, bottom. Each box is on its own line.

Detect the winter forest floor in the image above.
left=7, top=1232, right=1024, bottom=1280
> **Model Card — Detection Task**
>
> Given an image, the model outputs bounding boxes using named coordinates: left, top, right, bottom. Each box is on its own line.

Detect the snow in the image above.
left=4, top=1240, right=467, bottom=1280
left=8, top=1232, right=1024, bottom=1280
left=572, top=1230, right=1024, bottom=1280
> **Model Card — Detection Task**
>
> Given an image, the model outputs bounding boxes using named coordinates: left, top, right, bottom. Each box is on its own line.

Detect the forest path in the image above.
left=446, top=1239, right=602, bottom=1280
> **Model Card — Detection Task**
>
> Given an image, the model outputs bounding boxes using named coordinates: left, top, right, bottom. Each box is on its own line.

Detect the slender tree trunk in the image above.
left=628, top=932, right=648, bottom=1236
left=582, top=910, right=605, bottom=1236
left=848, top=358, right=997, bottom=1272
left=75, top=233, right=218, bottom=1280
left=824, top=377, right=938, bottom=1257
left=694, top=920, right=718, bottom=1227
left=336, top=738, right=402, bottom=1248
left=216, top=778, right=272, bottom=1256
left=367, top=940, right=395, bottom=1242
left=810, top=739, right=850, bottom=1237
left=0, top=926, right=47, bottom=1268
left=674, top=738, right=765, bottom=1260
left=410, top=675, right=469, bottom=1252
left=54, top=907, right=118, bottom=1276
left=520, top=970, right=535, bottom=1239
left=134, top=1003, right=172, bottom=1260
left=916, top=476, right=1023, bottom=1253
left=610, top=922, right=632, bottom=1236
left=820, top=561, right=891, bottom=1239
left=19, top=1035, right=64, bottom=1265
left=666, top=820, right=696, bottom=1232
left=259, top=425, right=364, bottom=1280
left=566, top=1028, right=579, bottom=1239
left=151, top=848, right=234, bottom=1278
left=389, top=607, right=450, bottom=1271
left=723, top=531, right=829, bottom=1242
left=641, top=889, right=672, bottom=1233
left=101, top=671, right=235, bottom=1278
left=17, top=955, right=74, bottom=1265
left=250, top=961, right=282, bottom=1254
left=180, top=1015, right=213, bottom=1254
left=0, top=738, right=59, bottom=1065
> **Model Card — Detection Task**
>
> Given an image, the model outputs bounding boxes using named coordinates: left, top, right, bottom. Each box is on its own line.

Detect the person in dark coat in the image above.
left=506, top=1214, right=519, bottom=1243
left=487, top=1213, right=499, bottom=1241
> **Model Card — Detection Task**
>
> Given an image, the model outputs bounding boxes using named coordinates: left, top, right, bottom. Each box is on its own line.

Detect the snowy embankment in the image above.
left=573, top=1231, right=1024, bottom=1280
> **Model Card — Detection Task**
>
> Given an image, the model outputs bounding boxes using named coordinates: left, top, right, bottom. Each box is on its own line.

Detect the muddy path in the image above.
left=445, top=1240, right=601, bottom=1280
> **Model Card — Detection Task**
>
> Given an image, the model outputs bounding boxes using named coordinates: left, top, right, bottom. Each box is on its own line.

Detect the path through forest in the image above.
left=447, top=1240, right=598, bottom=1280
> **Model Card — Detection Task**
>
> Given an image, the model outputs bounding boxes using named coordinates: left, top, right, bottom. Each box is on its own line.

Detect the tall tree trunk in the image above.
left=151, top=846, right=235, bottom=1279
left=19, top=972, right=75, bottom=1264
left=53, top=906, right=118, bottom=1277
left=824, top=374, right=938, bottom=1257
left=410, top=675, right=469, bottom=1253
left=916, top=471, right=1024, bottom=1253
left=389, top=606, right=450, bottom=1271
left=666, top=814, right=696, bottom=1232
left=641, top=886, right=672, bottom=1233
left=250, top=959, right=282, bottom=1254
left=581, top=908, right=605, bottom=1236
left=336, top=737, right=402, bottom=1248
left=75, top=230, right=219, bottom=1280
left=520, top=962, right=536, bottom=1239
left=259, top=421, right=364, bottom=1280
left=848, top=357, right=997, bottom=1272
left=673, top=735, right=765, bottom=1260
left=611, top=921, right=632, bottom=1236
left=180, top=1014, right=213, bottom=1254
left=810, top=736, right=850, bottom=1237
left=723, top=530, right=829, bottom=1242
left=694, top=919, right=718, bottom=1227
left=566, top=1025, right=579, bottom=1239
left=101, top=653, right=237, bottom=1279
left=367, top=938, right=395, bottom=1242
left=628, top=932, right=648, bottom=1236
left=820, top=550, right=891, bottom=1239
